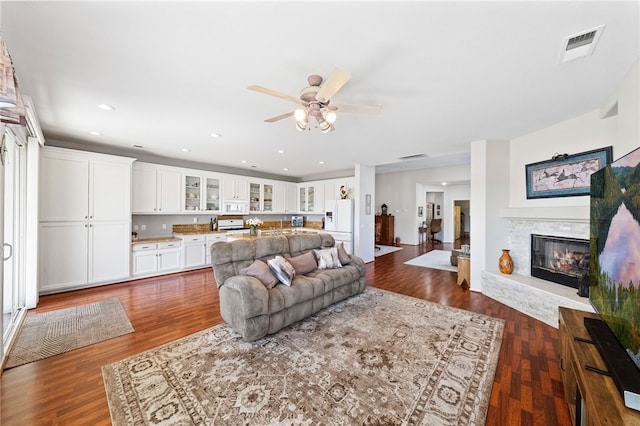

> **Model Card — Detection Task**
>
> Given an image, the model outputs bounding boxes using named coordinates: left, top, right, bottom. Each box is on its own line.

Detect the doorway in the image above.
left=454, top=200, right=470, bottom=241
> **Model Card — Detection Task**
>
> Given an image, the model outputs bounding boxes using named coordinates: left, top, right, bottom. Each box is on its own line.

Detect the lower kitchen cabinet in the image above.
left=182, top=235, right=207, bottom=269
left=179, top=233, right=227, bottom=269
left=132, top=241, right=182, bottom=276
left=39, top=220, right=131, bottom=294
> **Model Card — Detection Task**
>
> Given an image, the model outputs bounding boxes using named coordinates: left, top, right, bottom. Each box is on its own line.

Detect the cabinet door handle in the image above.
left=3, top=243, right=13, bottom=261
left=85, top=215, right=88, bottom=219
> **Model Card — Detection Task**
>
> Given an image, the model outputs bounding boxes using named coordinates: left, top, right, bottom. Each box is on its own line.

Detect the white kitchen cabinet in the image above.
left=274, top=182, right=297, bottom=213
left=39, top=147, right=134, bottom=294
left=249, top=180, right=274, bottom=213
left=298, top=182, right=325, bottom=213
left=180, top=233, right=227, bottom=269
left=205, top=234, right=227, bottom=266
left=132, top=241, right=182, bottom=276
left=132, top=162, right=182, bottom=214
left=223, top=176, right=249, bottom=200
left=324, top=177, right=355, bottom=203
left=181, top=235, right=207, bottom=268
left=157, top=243, right=182, bottom=272
left=183, top=172, right=222, bottom=213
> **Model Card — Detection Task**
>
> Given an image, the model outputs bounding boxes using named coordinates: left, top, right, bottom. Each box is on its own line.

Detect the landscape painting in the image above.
left=526, top=146, right=612, bottom=199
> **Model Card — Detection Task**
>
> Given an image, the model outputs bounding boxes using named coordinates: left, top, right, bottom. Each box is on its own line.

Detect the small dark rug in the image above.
left=103, top=288, right=504, bottom=425
left=5, top=298, right=134, bottom=369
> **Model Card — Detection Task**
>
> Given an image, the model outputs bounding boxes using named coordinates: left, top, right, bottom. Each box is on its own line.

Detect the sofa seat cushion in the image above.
left=309, top=264, right=361, bottom=289
left=267, top=275, right=324, bottom=313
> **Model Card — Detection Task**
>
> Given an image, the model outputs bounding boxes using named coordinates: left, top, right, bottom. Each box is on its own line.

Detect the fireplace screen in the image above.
left=530, top=234, right=590, bottom=290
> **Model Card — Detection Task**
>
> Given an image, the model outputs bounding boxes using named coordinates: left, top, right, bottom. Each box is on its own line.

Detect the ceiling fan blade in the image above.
left=248, top=85, right=304, bottom=105
left=264, top=111, right=294, bottom=123
left=334, top=104, right=382, bottom=114
left=315, top=68, right=352, bottom=102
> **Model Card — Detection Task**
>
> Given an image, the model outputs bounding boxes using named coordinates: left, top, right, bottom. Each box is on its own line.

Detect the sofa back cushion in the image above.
left=211, top=233, right=335, bottom=288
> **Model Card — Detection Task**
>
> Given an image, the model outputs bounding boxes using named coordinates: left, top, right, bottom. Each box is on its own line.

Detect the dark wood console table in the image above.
left=558, top=307, right=640, bottom=425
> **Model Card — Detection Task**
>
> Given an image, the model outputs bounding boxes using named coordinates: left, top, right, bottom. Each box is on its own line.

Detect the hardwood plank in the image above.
left=1, top=242, right=571, bottom=425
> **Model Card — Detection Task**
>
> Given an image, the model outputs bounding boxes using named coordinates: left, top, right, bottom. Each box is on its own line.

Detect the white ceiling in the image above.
left=2, top=1, right=638, bottom=181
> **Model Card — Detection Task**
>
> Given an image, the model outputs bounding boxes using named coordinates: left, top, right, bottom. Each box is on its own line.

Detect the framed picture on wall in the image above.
left=418, top=206, right=423, bottom=217
left=525, top=146, right=613, bottom=199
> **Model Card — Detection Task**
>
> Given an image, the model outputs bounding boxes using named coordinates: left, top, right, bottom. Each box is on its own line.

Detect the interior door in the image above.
left=454, top=205, right=461, bottom=240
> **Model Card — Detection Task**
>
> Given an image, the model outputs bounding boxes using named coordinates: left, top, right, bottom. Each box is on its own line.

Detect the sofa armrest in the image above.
left=221, top=275, right=270, bottom=318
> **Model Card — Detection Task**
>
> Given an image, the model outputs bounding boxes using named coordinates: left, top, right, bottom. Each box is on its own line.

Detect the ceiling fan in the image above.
left=248, top=68, right=381, bottom=133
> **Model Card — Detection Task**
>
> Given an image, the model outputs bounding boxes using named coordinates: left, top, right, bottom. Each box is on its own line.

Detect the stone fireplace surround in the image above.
left=481, top=207, right=594, bottom=328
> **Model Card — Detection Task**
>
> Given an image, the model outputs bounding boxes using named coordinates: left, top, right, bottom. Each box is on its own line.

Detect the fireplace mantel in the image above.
left=500, top=206, right=589, bottom=222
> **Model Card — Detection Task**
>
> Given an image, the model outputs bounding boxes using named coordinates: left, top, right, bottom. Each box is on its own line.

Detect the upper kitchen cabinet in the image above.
left=223, top=175, right=249, bottom=201
left=132, top=162, right=182, bottom=214
left=249, top=180, right=274, bottom=213
left=274, top=182, right=297, bottom=213
left=183, top=172, right=222, bottom=213
left=39, top=147, right=135, bottom=293
left=40, top=147, right=134, bottom=222
left=324, top=177, right=355, bottom=202
left=298, top=182, right=325, bottom=214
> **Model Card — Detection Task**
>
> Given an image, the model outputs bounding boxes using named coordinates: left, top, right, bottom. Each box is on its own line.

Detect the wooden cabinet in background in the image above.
left=375, top=215, right=395, bottom=246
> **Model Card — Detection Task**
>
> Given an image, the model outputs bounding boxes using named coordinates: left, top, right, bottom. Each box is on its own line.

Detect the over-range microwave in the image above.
left=223, top=201, right=249, bottom=214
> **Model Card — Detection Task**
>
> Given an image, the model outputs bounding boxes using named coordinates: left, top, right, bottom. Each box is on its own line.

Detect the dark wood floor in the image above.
left=1, top=242, right=571, bottom=425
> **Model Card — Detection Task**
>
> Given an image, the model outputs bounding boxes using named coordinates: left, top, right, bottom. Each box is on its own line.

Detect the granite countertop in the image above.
left=132, top=236, right=181, bottom=245
left=172, top=230, right=227, bottom=235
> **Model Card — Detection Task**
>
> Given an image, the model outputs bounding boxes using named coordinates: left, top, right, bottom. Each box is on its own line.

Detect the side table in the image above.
left=457, top=255, right=470, bottom=286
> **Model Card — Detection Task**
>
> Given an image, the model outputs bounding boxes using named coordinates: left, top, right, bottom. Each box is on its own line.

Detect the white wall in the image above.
left=472, top=56, right=639, bottom=292
left=376, top=165, right=471, bottom=245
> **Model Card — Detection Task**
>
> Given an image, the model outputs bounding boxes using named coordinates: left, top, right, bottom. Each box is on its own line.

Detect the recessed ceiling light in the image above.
left=211, top=132, right=222, bottom=138
left=441, top=182, right=448, bottom=186
left=89, top=131, right=102, bottom=136
left=97, top=104, right=115, bottom=111
left=278, top=150, right=285, bottom=154
left=283, top=167, right=289, bottom=171
left=181, top=148, right=190, bottom=152
left=319, top=161, right=325, bottom=165
left=241, top=160, right=247, bottom=164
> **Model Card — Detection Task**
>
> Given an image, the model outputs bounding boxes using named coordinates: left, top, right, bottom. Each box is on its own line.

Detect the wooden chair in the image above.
left=429, top=218, right=442, bottom=244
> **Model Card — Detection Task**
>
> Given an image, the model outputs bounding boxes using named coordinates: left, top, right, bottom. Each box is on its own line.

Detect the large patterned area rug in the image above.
left=5, top=298, right=134, bottom=369
left=102, top=288, right=504, bottom=425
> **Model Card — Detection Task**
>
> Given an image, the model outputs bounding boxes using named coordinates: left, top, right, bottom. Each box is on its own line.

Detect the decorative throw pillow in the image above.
left=241, top=259, right=278, bottom=289
left=314, top=247, right=342, bottom=270
left=267, top=256, right=296, bottom=286
left=287, top=251, right=318, bottom=275
left=336, top=242, right=352, bottom=265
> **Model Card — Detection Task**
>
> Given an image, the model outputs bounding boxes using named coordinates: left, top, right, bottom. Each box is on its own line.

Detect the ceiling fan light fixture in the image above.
left=296, top=119, right=307, bottom=132
left=324, top=110, right=337, bottom=124
left=318, top=119, right=333, bottom=133
left=294, top=108, right=307, bottom=122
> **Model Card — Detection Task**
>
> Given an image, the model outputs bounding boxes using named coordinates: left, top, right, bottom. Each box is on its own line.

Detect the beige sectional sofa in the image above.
left=210, top=233, right=366, bottom=341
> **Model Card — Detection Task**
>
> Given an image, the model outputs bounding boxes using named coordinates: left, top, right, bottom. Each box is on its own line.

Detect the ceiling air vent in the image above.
left=399, top=153, right=428, bottom=161
left=559, top=25, right=605, bottom=63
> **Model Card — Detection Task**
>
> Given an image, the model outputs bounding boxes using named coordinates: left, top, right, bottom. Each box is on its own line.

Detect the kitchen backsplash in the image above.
left=132, top=214, right=324, bottom=239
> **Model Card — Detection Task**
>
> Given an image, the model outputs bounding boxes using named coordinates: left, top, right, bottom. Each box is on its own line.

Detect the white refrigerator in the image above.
left=324, top=199, right=354, bottom=254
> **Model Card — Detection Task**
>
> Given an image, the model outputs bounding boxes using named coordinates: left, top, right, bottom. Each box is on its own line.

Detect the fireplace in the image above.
left=530, top=234, right=590, bottom=295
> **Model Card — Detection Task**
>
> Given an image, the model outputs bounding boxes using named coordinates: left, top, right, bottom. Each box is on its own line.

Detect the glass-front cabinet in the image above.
left=298, top=183, right=324, bottom=213
left=183, top=172, right=221, bottom=213
left=299, top=186, right=315, bottom=212
left=249, top=181, right=274, bottom=213
left=205, top=176, right=221, bottom=212
left=184, top=174, right=202, bottom=212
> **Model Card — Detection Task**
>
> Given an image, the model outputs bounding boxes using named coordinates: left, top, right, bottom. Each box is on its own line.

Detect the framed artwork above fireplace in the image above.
left=525, top=146, right=613, bottom=199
